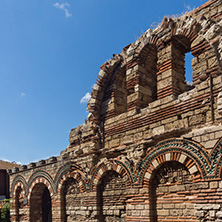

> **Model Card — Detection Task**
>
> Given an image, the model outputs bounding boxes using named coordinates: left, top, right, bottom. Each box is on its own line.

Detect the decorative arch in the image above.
left=11, top=175, right=28, bottom=197
left=54, top=162, right=85, bottom=193
left=28, top=171, right=55, bottom=198
left=138, top=138, right=210, bottom=185
left=90, top=158, right=134, bottom=191
left=125, top=16, right=201, bottom=58
left=56, top=169, right=85, bottom=195
left=28, top=176, right=54, bottom=200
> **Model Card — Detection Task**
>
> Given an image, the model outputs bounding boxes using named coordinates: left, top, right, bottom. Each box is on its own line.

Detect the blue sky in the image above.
left=0, top=0, right=208, bottom=165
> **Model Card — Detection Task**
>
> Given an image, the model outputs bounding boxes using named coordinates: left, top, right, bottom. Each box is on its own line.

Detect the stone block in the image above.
left=210, top=181, right=219, bottom=189
left=152, top=125, right=165, bottom=136
left=189, top=114, right=205, bottom=126
left=210, top=210, right=216, bottom=218
left=204, top=140, right=217, bottom=149
left=157, top=210, right=169, bottom=216
left=188, top=165, right=198, bottom=174
left=216, top=211, right=222, bottom=218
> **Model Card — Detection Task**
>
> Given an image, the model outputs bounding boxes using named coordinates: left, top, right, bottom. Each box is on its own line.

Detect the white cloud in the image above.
left=53, top=2, right=72, bottom=18
left=20, top=92, right=26, bottom=97
left=80, top=92, right=91, bottom=104
left=184, top=4, right=194, bottom=12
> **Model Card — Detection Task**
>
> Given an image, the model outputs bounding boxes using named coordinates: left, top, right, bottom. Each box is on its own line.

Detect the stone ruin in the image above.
left=9, top=0, right=222, bottom=221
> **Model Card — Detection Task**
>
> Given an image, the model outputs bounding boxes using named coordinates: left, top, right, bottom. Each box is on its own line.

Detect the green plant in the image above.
left=0, top=199, right=10, bottom=222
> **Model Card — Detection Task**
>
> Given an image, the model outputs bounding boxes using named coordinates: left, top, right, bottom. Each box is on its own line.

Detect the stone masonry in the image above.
left=9, top=0, right=222, bottom=221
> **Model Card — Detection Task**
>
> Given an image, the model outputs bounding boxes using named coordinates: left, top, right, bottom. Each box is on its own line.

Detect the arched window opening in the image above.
left=170, top=36, right=194, bottom=95
left=185, top=51, right=194, bottom=90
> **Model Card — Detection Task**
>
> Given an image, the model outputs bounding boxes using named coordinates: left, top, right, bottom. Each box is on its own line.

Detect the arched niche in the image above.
left=149, top=161, right=196, bottom=222
left=60, top=177, right=80, bottom=222
left=97, top=170, right=128, bottom=222
left=30, top=183, right=52, bottom=222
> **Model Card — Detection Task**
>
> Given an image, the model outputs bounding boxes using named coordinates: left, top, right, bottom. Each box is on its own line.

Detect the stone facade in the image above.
left=9, top=0, right=222, bottom=221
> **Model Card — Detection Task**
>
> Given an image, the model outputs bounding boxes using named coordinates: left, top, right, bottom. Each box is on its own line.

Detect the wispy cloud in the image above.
left=20, top=92, right=26, bottom=98
left=53, top=2, right=72, bottom=18
left=184, top=4, right=194, bottom=12
left=80, top=92, right=91, bottom=103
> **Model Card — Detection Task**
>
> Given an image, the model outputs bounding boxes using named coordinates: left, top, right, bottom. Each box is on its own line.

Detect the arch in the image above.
left=28, top=176, right=54, bottom=200
left=28, top=170, right=55, bottom=195
left=87, top=54, right=124, bottom=123
left=54, top=162, right=85, bottom=192
left=11, top=177, right=28, bottom=222
left=138, top=138, right=210, bottom=185
left=11, top=175, right=28, bottom=197
left=30, top=183, right=52, bottom=222
left=56, top=169, right=85, bottom=195
left=90, top=158, right=134, bottom=191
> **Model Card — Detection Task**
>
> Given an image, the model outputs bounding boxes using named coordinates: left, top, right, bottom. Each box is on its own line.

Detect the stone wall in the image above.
left=9, top=0, right=222, bottom=221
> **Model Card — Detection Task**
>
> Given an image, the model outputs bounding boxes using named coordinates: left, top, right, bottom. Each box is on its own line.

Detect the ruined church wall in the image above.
left=9, top=0, right=222, bottom=221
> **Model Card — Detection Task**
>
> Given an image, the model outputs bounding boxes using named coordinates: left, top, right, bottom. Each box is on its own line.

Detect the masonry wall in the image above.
left=9, top=0, right=222, bottom=221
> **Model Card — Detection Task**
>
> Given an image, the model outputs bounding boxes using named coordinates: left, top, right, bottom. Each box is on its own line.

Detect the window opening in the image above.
left=185, top=51, right=194, bottom=90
